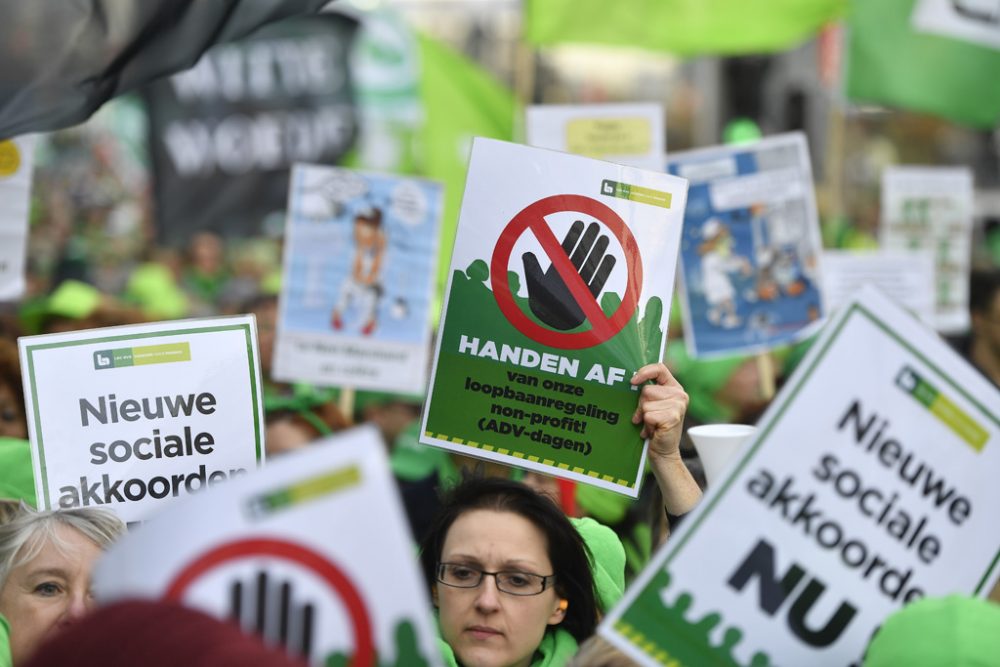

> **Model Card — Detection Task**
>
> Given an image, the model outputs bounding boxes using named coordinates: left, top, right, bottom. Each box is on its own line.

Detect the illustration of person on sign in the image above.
left=331, top=205, right=387, bottom=336
left=697, top=217, right=752, bottom=329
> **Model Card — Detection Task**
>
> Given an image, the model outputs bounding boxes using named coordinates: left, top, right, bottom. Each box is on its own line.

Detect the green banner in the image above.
left=846, top=0, right=1000, bottom=128
left=524, top=0, right=845, bottom=55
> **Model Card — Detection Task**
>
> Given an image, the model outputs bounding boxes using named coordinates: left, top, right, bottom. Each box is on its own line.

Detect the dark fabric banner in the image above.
left=142, top=13, right=360, bottom=244
left=0, top=0, right=332, bottom=139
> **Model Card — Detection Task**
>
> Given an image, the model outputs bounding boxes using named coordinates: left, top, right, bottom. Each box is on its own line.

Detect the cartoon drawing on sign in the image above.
left=748, top=203, right=809, bottom=302
left=331, top=205, right=387, bottom=336
left=522, top=220, right=617, bottom=331
left=697, top=218, right=752, bottom=329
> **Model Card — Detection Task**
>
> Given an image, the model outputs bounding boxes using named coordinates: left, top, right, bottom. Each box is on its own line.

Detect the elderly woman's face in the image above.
left=435, top=509, right=566, bottom=667
left=0, top=524, right=102, bottom=664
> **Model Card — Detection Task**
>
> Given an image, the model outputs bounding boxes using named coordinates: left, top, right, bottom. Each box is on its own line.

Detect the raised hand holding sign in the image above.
left=522, top=220, right=616, bottom=330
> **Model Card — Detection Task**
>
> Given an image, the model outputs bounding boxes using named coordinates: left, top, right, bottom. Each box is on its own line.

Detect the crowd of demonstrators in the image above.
left=0, top=117, right=994, bottom=667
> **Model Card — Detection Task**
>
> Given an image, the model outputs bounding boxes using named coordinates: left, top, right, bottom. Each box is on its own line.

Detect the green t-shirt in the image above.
left=0, top=615, right=12, bottom=667
left=0, top=437, right=35, bottom=505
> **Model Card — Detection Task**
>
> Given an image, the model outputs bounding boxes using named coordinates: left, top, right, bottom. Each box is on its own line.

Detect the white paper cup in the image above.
left=687, top=424, right=757, bottom=488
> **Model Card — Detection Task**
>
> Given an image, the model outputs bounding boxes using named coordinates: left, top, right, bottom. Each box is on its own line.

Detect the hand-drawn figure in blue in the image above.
left=330, top=205, right=387, bottom=336
left=698, top=218, right=752, bottom=329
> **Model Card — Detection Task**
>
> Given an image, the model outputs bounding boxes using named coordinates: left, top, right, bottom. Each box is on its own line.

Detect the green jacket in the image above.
left=1, top=615, right=12, bottom=667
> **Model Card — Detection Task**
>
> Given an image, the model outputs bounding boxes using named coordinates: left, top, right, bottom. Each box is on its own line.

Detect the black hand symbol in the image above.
left=522, top=220, right=617, bottom=330
left=230, top=570, right=315, bottom=660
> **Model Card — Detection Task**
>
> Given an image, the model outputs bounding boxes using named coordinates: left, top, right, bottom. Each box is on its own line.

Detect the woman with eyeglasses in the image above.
left=419, top=363, right=701, bottom=667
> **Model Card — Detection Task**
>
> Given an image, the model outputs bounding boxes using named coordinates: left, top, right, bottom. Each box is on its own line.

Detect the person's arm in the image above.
left=631, top=363, right=702, bottom=517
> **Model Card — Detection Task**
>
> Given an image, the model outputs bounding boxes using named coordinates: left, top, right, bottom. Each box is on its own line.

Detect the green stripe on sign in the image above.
left=600, top=179, right=672, bottom=209
left=132, top=343, right=191, bottom=366
left=895, top=366, right=988, bottom=452
left=94, top=342, right=191, bottom=369
left=247, top=466, right=361, bottom=518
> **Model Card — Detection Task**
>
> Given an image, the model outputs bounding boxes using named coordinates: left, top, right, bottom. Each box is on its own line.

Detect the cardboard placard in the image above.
left=94, top=426, right=440, bottom=666
left=273, top=164, right=443, bottom=394
left=0, top=136, right=35, bottom=301
left=420, top=138, right=688, bottom=496
left=881, top=166, right=974, bottom=335
left=669, top=132, right=826, bottom=358
left=601, top=286, right=1000, bottom=666
left=526, top=103, right=665, bottom=171
left=821, top=249, right=935, bottom=325
left=19, top=316, right=264, bottom=522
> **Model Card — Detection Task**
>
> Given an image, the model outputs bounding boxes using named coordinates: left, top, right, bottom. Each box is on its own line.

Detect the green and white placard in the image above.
left=93, top=426, right=440, bottom=666
left=601, top=286, right=1000, bottom=666
left=881, top=166, right=973, bottom=335
left=420, top=138, right=688, bottom=496
left=19, top=316, right=264, bottom=522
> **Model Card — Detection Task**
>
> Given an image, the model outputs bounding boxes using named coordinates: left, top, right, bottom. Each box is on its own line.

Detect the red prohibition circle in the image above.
left=165, top=538, right=375, bottom=667
left=490, top=194, right=643, bottom=350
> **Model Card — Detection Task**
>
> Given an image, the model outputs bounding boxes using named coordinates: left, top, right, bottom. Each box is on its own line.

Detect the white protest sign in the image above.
left=421, top=138, right=687, bottom=496
left=94, top=426, right=441, bottom=667
left=669, top=133, right=826, bottom=358
left=881, top=166, right=973, bottom=334
left=526, top=103, right=665, bottom=171
left=274, top=164, right=443, bottom=394
left=601, top=286, right=1000, bottom=666
left=19, top=316, right=264, bottom=523
left=821, top=250, right=935, bottom=325
left=913, top=0, right=1000, bottom=51
left=0, top=136, right=35, bottom=301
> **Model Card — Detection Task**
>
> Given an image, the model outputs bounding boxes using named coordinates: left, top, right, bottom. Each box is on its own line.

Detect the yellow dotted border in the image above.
left=424, top=431, right=634, bottom=489
left=613, top=621, right=679, bottom=667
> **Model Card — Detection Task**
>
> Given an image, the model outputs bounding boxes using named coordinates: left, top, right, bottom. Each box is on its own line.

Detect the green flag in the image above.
left=524, top=0, right=845, bottom=55
left=415, top=34, right=519, bottom=297
left=846, top=0, right=1000, bottom=128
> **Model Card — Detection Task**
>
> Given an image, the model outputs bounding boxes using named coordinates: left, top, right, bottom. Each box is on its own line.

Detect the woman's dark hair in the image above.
left=418, top=477, right=598, bottom=642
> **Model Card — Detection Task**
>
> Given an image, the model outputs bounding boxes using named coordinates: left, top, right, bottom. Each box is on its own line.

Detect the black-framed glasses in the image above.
left=436, top=562, right=555, bottom=596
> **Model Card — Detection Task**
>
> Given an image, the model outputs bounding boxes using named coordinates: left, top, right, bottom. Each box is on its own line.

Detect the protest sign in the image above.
left=913, top=0, right=1000, bottom=51
left=420, top=138, right=688, bottom=496
left=0, top=136, right=35, bottom=301
left=93, top=426, right=440, bottom=667
left=821, top=249, right=935, bottom=325
left=19, top=316, right=264, bottom=523
left=881, top=166, right=973, bottom=334
left=142, top=14, right=359, bottom=245
left=669, top=132, right=825, bottom=358
left=526, top=103, right=665, bottom=171
left=273, top=165, right=443, bottom=394
left=601, top=286, right=1000, bottom=666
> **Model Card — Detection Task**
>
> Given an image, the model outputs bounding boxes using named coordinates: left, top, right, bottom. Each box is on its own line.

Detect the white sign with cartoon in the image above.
left=669, top=133, right=825, bottom=358
left=274, top=165, right=443, bottom=393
